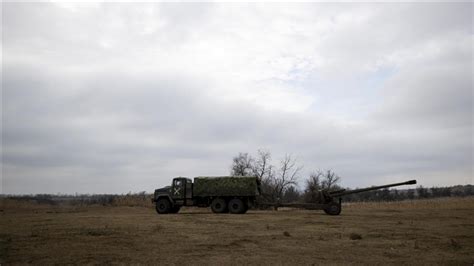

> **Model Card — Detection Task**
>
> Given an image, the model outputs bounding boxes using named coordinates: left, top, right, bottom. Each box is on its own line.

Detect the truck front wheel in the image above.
left=228, top=199, right=246, bottom=214
left=156, top=198, right=171, bottom=214
left=211, top=198, right=228, bottom=213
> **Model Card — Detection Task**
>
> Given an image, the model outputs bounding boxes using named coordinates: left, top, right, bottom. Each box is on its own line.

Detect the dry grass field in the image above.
left=1, top=197, right=473, bottom=265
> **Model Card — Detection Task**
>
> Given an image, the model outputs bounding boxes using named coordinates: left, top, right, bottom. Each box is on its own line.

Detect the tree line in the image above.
left=3, top=150, right=472, bottom=206
left=230, top=150, right=474, bottom=203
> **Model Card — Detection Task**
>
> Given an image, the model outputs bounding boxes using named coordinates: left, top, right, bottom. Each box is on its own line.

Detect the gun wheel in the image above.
left=324, top=202, right=341, bottom=215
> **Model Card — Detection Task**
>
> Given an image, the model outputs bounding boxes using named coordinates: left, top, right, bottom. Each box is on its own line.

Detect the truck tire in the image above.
left=211, top=198, right=228, bottom=213
left=228, top=198, right=246, bottom=214
left=324, top=202, right=341, bottom=216
left=156, top=198, right=171, bottom=214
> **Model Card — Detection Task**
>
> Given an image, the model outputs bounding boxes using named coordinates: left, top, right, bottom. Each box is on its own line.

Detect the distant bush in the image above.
left=1, top=192, right=153, bottom=207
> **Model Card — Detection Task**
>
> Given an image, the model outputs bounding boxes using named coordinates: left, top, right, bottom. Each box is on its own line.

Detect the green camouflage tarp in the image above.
left=193, top=176, right=258, bottom=197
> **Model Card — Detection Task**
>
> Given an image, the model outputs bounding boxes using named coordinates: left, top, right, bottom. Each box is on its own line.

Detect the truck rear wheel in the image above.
left=211, top=198, right=228, bottom=213
left=228, top=199, right=246, bottom=214
left=324, top=202, right=341, bottom=216
left=156, top=198, right=171, bottom=214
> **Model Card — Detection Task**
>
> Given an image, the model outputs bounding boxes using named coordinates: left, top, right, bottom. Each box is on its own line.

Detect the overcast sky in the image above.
left=2, top=2, right=473, bottom=194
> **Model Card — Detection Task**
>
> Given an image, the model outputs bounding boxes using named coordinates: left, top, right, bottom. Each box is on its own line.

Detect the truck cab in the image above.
left=170, top=177, right=193, bottom=203
left=153, top=177, right=193, bottom=214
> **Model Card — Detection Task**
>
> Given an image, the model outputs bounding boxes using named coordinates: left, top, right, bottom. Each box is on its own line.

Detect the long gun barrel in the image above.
left=329, top=179, right=417, bottom=197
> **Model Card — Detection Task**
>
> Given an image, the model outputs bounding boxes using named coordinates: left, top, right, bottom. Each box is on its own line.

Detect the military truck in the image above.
left=152, top=176, right=259, bottom=214
left=152, top=176, right=416, bottom=215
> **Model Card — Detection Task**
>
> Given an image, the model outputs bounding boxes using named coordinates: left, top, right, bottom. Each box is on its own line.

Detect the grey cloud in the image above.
left=3, top=62, right=267, bottom=191
left=2, top=3, right=472, bottom=194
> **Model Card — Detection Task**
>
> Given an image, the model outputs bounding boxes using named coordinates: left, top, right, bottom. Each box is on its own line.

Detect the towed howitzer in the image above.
left=271, top=179, right=417, bottom=215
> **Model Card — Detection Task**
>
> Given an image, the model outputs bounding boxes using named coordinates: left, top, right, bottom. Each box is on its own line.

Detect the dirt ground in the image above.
left=1, top=197, right=473, bottom=265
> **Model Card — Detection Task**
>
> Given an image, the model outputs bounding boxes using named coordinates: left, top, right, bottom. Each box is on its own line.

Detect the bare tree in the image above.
left=230, top=151, right=303, bottom=203
left=252, top=149, right=271, bottom=180
left=304, top=171, right=322, bottom=203
left=272, top=154, right=303, bottom=201
left=251, top=150, right=274, bottom=200
left=320, top=169, right=341, bottom=190
left=230, top=152, right=254, bottom=176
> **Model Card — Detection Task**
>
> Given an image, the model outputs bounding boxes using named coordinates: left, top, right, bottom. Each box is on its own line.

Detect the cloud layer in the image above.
left=2, top=3, right=472, bottom=194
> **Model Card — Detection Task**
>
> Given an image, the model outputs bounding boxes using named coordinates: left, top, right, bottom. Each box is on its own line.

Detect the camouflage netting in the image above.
left=193, top=176, right=258, bottom=197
